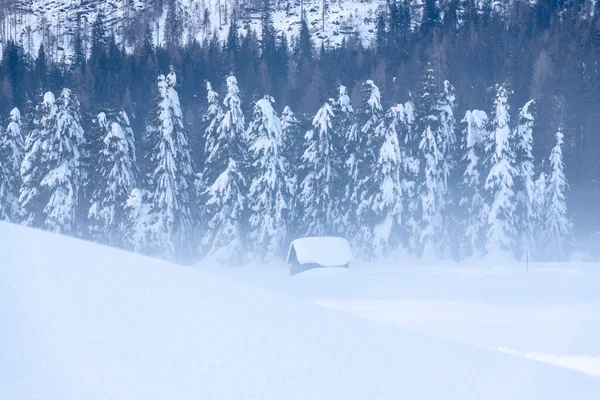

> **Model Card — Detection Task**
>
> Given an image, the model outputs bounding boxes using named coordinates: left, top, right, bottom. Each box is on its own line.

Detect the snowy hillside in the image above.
left=1, top=0, right=383, bottom=57
left=2, top=221, right=600, bottom=399
left=1, top=0, right=560, bottom=58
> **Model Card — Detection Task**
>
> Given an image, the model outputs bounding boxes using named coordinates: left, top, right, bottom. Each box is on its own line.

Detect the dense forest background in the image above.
left=0, top=0, right=599, bottom=262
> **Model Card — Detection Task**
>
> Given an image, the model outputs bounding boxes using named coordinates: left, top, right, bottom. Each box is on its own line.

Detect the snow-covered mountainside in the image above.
left=3, top=0, right=382, bottom=53
left=0, top=0, right=543, bottom=57
left=2, top=221, right=600, bottom=399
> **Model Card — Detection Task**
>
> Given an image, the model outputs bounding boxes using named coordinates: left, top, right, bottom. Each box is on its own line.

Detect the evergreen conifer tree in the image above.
left=544, top=128, right=573, bottom=261
left=88, top=111, right=138, bottom=247
left=201, top=81, right=224, bottom=173
left=201, top=75, right=247, bottom=265
left=44, top=89, right=86, bottom=234
left=334, top=84, right=358, bottom=237
left=145, top=69, right=196, bottom=261
left=421, top=0, right=441, bottom=34
left=460, top=109, right=489, bottom=258
left=484, top=83, right=518, bottom=258
left=19, top=90, right=85, bottom=234
left=246, top=96, right=290, bottom=260
left=513, top=99, right=536, bottom=258
left=353, top=80, right=384, bottom=256
left=532, top=170, right=547, bottom=259
left=124, top=187, right=153, bottom=253
left=362, top=104, right=406, bottom=257
left=414, top=69, right=451, bottom=259
left=437, top=80, right=459, bottom=259
left=0, top=107, right=24, bottom=221
left=20, top=92, right=56, bottom=228
left=281, top=105, right=303, bottom=239
left=299, top=101, right=335, bottom=236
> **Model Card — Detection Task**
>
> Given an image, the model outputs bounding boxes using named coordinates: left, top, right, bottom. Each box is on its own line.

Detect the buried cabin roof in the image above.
left=287, top=237, right=354, bottom=267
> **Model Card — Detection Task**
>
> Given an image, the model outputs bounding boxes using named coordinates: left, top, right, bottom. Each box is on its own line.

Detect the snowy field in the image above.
left=2, top=222, right=600, bottom=399
left=206, top=260, right=600, bottom=378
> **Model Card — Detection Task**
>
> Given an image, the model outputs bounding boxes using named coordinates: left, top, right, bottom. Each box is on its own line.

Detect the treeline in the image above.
left=0, top=64, right=572, bottom=264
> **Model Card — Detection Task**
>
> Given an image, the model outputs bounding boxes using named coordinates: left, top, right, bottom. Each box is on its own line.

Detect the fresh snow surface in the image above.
left=2, top=223, right=600, bottom=399
left=206, top=259, right=600, bottom=383
left=288, top=236, right=354, bottom=266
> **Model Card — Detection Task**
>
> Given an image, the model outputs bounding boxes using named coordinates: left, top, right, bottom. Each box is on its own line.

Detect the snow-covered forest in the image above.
left=0, top=64, right=573, bottom=264
left=0, top=0, right=596, bottom=264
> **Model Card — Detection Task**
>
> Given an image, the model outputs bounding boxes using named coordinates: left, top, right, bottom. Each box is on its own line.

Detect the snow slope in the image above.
left=2, top=0, right=542, bottom=59
left=205, top=261, right=600, bottom=380
left=1, top=0, right=383, bottom=59
left=1, top=222, right=600, bottom=399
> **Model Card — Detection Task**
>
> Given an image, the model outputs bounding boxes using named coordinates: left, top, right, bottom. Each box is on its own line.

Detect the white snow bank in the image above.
left=494, top=347, right=600, bottom=378
left=287, top=236, right=354, bottom=267
left=2, top=223, right=600, bottom=399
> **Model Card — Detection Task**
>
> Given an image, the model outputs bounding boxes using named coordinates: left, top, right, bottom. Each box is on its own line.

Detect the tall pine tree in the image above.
left=544, top=128, right=572, bottom=261
left=200, top=81, right=224, bottom=173
left=532, top=170, right=547, bottom=259
left=299, top=101, right=335, bottom=236
left=414, top=69, right=451, bottom=259
left=354, top=80, right=385, bottom=256
left=88, top=111, right=138, bottom=247
left=513, top=99, right=537, bottom=258
left=484, top=83, right=517, bottom=258
left=246, top=96, right=290, bottom=261
left=334, top=84, right=358, bottom=237
left=20, top=93, right=56, bottom=228
left=280, top=105, right=303, bottom=241
left=201, top=75, right=247, bottom=265
left=362, top=104, right=406, bottom=257
left=0, top=107, right=24, bottom=221
left=19, top=90, right=85, bottom=234
left=460, top=109, right=489, bottom=258
left=145, top=69, right=196, bottom=261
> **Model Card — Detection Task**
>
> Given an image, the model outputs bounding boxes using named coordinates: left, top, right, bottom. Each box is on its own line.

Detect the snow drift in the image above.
left=1, top=222, right=598, bottom=399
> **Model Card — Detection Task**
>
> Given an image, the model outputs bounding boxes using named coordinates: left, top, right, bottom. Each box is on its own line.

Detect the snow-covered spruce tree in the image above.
left=280, top=105, right=303, bottom=241
left=145, top=69, right=196, bottom=261
left=201, top=75, right=247, bottom=265
left=513, top=99, right=536, bottom=259
left=335, top=84, right=359, bottom=238
left=246, top=96, right=291, bottom=261
left=437, top=81, right=458, bottom=187
left=532, top=170, right=547, bottom=258
left=124, top=188, right=153, bottom=253
left=201, top=81, right=224, bottom=172
left=87, top=111, right=138, bottom=247
left=361, top=104, right=406, bottom=258
left=460, top=109, right=489, bottom=258
left=43, top=88, right=86, bottom=234
left=20, top=92, right=56, bottom=228
left=0, top=125, right=9, bottom=220
left=0, top=107, right=24, bottom=221
left=299, top=101, right=336, bottom=237
left=353, top=80, right=384, bottom=255
left=543, top=128, right=573, bottom=261
left=398, top=100, right=420, bottom=253
left=20, top=90, right=85, bottom=234
left=196, top=81, right=225, bottom=212
left=413, top=69, right=452, bottom=259
left=484, top=83, right=518, bottom=259
left=437, top=80, right=460, bottom=259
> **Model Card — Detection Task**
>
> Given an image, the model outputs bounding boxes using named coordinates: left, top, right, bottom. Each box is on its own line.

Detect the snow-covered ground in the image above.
left=2, top=222, right=600, bottom=399
left=203, top=260, right=600, bottom=379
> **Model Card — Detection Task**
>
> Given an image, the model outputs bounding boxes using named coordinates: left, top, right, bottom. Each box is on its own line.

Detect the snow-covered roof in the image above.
left=287, top=237, right=354, bottom=267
